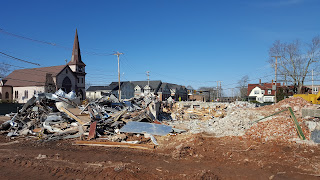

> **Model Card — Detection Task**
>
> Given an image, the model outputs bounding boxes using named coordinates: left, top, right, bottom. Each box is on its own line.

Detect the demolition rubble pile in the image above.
left=1, top=91, right=318, bottom=146
left=166, top=98, right=317, bottom=143
left=166, top=101, right=260, bottom=137
left=245, top=97, right=314, bottom=142
left=0, top=90, right=182, bottom=148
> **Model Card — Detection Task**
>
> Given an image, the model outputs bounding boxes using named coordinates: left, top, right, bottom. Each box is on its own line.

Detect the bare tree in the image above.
left=237, top=75, right=249, bottom=100
left=0, top=64, right=9, bottom=79
left=269, top=36, right=320, bottom=93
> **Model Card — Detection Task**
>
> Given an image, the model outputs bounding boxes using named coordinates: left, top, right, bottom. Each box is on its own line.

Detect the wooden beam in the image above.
left=74, top=141, right=155, bottom=150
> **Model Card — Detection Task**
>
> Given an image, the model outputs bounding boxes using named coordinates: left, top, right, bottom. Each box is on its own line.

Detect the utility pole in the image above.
left=146, top=71, right=150, bottom=93
left=113, top=51, right=123, bottom=100
left=312, top=69, right=314, bottom=94
left=272, top=56, right=281, bottom=103
left=216, top=81, right=219, bottom=101
left=220, top=81, right=222, bottom=100
left=231, top=88, right=234, bottom=100
left=216, top=81, right=222, bottom=101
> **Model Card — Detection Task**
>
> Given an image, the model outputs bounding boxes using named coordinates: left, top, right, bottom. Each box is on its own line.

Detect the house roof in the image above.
left=131, top=80, right=162, bottom=90
left=2, top=65, right=67, bottom=87
left=86, top=86, right=112, bottom=91
left=166, top=83, right=185, bottom=90
left=247, top=83, right=281, bottom=96
left=67, top=29, right=86, bottom=66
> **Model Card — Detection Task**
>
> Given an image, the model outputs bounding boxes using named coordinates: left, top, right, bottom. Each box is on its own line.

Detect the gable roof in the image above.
left=247, top=83, right=280, bottom=96
left=87, top=86, right=112, bottom=91
left=166, top=83, right=185, bottom=90
left=131, top=80, right=162, bottom=90
left=2, top=65, right=67, bottom=87
left=67, top=29, right=86, bottom=66
left=109, top=81, right=134, bottom=90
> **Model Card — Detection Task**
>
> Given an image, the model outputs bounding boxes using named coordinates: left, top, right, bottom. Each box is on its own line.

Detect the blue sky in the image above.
left=0, top=0, right=319, bottom=95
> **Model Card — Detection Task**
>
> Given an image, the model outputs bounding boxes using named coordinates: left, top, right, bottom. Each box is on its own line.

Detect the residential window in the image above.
left=254, top=90, right=259, bottom=94
left=24, top=90, right=28, bottom=98
left=261, top=90, right=265, bottom=94
left=268, top=90, right=272, bottom=95
left=14, top=91, right=18, bottom=99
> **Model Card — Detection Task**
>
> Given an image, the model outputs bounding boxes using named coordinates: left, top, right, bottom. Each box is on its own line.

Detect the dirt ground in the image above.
left=0, top=114, right=319, bottom=180
left=1, top=112, right=320, bottom=180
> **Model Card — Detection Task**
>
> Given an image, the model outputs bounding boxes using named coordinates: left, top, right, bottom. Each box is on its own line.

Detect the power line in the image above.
left=0, top=52, right=40, bottom=66
left=0, top=28, right=113, bottom=56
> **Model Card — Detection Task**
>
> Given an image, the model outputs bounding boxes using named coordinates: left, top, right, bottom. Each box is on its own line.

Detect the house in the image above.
left=304, top=85, right=320, bottom=94
left=157, top=83, right=171, bottom=101
left=86, top=81, right=134, bottom=100
left=247, top=80, right=280, bottom=103
left=87, top=80, right=188, bottom=101
left=109, top=81, right=135, bottom=99
left=166, top=83, right=188, bottom=101
left=0, top=30, right=86, bottom=103
left=86, top=86, right=112, bottom=100
left=132, top=80, right=162, bottom=97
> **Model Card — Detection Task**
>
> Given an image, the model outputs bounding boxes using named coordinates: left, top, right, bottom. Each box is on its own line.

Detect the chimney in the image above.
left=259, top=79, right=261, bottom=85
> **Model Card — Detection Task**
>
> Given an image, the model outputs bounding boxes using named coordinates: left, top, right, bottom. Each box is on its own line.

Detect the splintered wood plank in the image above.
left=74, top=141, right=155, bottom=150
left=59, top=107, right=91, bottom=125
left=87, top=121, right=97, bottom=140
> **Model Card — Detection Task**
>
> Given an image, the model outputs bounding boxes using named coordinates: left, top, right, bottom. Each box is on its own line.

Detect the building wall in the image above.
left=0, top=86, right=13, bottom=102
left=86, top=90, right=113, bottom=100
left=56, top=68, right=77, bottom=92
left=12, top=86, right=45, bottom=103
left=249, top=86, right=275, bottom=103
left=113, top=83, right=134, bottom=99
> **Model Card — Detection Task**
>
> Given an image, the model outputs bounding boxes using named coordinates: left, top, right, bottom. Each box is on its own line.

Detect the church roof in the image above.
left=68, top=29, right=86, bottom=66
left=2, top=65, right=67, bottom=87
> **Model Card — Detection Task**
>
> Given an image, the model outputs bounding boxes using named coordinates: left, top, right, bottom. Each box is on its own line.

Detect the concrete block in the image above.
left=302, top=108, right=320, bottom=117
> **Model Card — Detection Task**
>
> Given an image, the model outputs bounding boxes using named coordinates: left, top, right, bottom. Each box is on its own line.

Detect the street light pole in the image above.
left=113, top=52, right=123, bottom=100
left=272, top=56, right=281, bottom=103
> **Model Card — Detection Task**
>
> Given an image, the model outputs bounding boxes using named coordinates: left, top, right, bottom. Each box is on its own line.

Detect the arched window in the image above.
left=5, top=92, right=9, bottom=99
left=62, top=77, right=72, bottom=93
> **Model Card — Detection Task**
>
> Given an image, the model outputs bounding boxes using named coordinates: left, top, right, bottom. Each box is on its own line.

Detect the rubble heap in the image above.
left=0, top=90, right=183, bottom=147
left=245, top=97, right=312, bottom=142
left=167, top=101, right=261, bottom=137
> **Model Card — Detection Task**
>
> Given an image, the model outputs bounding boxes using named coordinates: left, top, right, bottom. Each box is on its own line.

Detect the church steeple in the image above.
left=68, top=29, right=86, bottom=66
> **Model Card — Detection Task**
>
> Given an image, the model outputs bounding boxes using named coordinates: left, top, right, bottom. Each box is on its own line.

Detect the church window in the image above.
left=24, top=90, right=28, bottom=98
left=81, top=78, right=83, bottom=83
left=15, top=91, right=18, bottom=98
left=5, top=92, right=9, bottom=99
left=66, top=69, right=68, bottom=74
left=78, top=78, right=79, bottom=83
